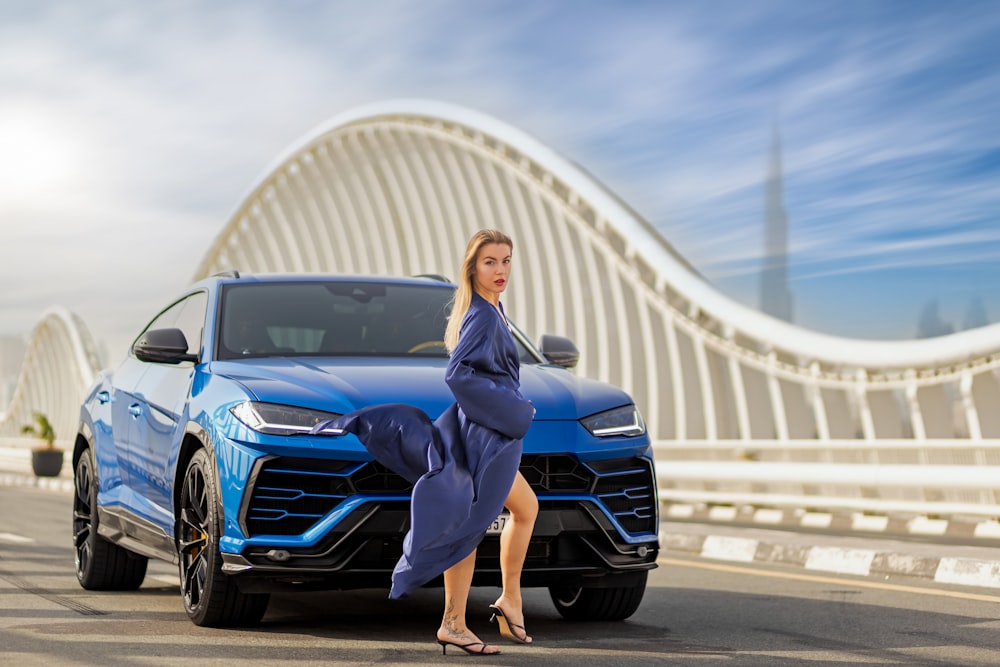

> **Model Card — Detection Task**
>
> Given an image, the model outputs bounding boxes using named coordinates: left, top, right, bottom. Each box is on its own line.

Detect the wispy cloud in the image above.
left=2, top=0, right=1000, bottom=355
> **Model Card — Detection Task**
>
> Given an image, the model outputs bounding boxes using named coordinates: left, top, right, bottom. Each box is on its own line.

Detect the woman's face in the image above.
left=473, top=242, right=512, bottom=303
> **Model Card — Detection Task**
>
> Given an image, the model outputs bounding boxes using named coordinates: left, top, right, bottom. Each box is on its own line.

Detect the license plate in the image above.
left=486, top=512, right=509, bottom=535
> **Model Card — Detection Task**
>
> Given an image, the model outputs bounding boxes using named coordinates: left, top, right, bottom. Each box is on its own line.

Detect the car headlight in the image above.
left=230, top=401, right=343, bottom=436
left=580, top=404, right=646, bottom=438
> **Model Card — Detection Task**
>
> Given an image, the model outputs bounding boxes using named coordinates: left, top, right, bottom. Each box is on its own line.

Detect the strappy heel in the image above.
left=488, top=604, right=531, bottom=644
left=437, top=639, right=499, bottom=656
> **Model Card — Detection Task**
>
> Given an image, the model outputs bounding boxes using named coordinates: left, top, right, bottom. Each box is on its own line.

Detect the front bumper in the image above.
left=221, top=453, right=660, bottom=592
left=223, top=499, right=658, bottom=592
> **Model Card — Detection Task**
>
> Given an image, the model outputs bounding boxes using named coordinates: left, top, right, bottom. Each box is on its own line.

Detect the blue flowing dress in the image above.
left=330, top=292, right=534, bottom=598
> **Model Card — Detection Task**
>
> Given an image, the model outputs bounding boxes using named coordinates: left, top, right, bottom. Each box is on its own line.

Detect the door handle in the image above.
left=128, top=404, right=142, bottom=417
left=97, top=391, right=111, bottom=404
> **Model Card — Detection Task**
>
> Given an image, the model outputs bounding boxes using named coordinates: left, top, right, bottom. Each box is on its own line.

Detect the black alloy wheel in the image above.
left=177, top=448, right=269, bottom=627
left=73, top=449, right=148, bottom=590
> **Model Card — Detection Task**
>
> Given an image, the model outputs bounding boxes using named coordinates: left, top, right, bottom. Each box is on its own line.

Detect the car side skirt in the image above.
left=97, top=506, right=178, bottom=564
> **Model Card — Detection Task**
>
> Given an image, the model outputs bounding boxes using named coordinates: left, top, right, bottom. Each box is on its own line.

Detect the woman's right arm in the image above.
left=445, top=309, right=534, bottom=439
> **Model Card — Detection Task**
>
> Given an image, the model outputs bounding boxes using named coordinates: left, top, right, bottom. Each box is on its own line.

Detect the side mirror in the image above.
left=133, top=328, right=199, bottom=364
left=539, top=334, right=579, bottom=369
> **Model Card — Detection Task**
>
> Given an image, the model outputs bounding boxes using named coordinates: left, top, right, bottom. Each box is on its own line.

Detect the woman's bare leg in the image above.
left=493, top=471, right=538, bottom=642
left=437, top=549, right=499, bottom=654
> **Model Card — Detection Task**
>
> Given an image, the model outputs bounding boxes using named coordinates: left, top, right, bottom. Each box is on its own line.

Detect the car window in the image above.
left=217, top=281, right=541, bottom=362
left=134, top=291, right=208, bottom=357
left=173, top=292, right=208, bottom=355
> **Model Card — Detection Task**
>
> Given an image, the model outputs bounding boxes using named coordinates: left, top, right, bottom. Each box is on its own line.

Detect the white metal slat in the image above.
left=272, top=171, right=316, bottom=271
left=419, top=131, right=468, bottom=277
left=367, top=127, right=423, bottom=274
left=557, top=214, right=612, bottom=383
left=340, top=132, right=400, bottom=274
left=501, top=166, right=555, bottom=339
left=289, top=155, right=337, bottom=272
left=386, top=125, right=446, bottom=275
left=478, top=156, right=541, bottom=330
left=431, top=134, right=481, bottom=273
left=355, top=128, right=415, bottom=275
left=728, top=352, right=751, bottom=441
left=959, top=372, right=982, bottom=441
left=541, top=200, right=590, bottom=378
left=298, top=147, right=355, bottom=273
left=629, top=286, right=663, bottom=439
left=662, top=309, right=688, bottom=441
left=316, top=141, right=374, bottom=273
left=591, top=232, right=634, bottom=395
left=400, top=128, right=455, bottom=275
left=808, top=362, right=831, bottom=441
left=766, top=353, right=789, bottom=441
left=692, top=335, right=718, bottom=441
left=246, top=201, right=287, bottom=272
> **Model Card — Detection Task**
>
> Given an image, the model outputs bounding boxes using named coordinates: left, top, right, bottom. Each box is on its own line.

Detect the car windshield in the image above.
left=217, top=280, right=540, bottom=362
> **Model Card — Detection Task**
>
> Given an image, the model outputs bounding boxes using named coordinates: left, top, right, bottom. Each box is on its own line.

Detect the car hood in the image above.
left=209, top=357, right=632, bottom=420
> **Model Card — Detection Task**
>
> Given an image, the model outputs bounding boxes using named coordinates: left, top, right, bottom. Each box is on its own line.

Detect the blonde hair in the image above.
left=444, top=229, right=514, bottom=352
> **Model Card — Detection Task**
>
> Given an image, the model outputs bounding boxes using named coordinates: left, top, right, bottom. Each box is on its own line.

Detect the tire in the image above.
left=177, top=448, right=269, bottom=627
left=548, top=572, right=648, bottom=621
left=73, top=449, right=148, bottom=590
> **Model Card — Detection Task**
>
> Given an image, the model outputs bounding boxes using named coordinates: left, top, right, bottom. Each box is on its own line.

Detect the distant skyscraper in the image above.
left=760, top=122, right=794, bottom=323
left=917, top=299, right=954, bottom=338
left=963, top=296, right=988, bottom=331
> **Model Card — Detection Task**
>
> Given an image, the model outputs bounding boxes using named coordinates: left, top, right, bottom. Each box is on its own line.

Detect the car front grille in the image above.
left=242, top=454, right=657, bottom=538
left=242, top=458, right=412, bottom=536
left=520, top=455, right=657, bottom=534
left=593, top=469, right=658, bottom=533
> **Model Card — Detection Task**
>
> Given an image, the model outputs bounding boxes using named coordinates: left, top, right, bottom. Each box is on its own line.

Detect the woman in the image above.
left=437, top=229, right=538, bottom=655
left=331, top=229, right=537, bottom=655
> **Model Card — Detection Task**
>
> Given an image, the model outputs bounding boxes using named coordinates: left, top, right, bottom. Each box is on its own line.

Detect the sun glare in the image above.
left=0, top=110, right=81, bottom=204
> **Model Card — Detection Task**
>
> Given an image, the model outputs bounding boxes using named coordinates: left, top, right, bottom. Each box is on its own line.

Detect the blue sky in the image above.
left=2, top=0, right=1000, bottom=359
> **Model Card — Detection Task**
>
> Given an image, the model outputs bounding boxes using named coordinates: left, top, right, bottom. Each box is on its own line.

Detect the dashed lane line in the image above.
left=0, top=532, right=34, bottom=543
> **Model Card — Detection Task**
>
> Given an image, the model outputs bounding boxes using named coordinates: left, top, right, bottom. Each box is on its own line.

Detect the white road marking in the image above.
left=973, top=521, right=1000, bottom=539
left=800, top=512, right=833, bottom=528
left=666, top=504, right=694, bottom=518
left=661, top=556, right=1000, bottom=604
left=935, top=558, right=1000, bottom=589
left=805, top=546, right=875, bottom=576
left=907, top=516, right=948, bottom=536
left=701, top=535, right=759, bottom=562
left=851, top=514, right=889, bottom=532
left=0, top=532, right=34, bottom=544
left=707, top=505, right=738, bottom=521
left=752, top=508, right=784, bottom=524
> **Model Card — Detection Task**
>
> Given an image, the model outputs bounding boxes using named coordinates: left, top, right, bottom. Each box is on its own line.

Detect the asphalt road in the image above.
left=2, top=486, right=999, bottom=666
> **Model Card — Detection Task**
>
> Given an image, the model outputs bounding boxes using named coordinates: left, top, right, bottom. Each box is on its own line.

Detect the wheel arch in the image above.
left=73, top=418, right=95, bottom=470
left=174, top=424, right=214, bottom=522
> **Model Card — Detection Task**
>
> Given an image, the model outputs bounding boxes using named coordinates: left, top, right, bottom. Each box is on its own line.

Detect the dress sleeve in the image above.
left=445, top=306, right=535, bottom=439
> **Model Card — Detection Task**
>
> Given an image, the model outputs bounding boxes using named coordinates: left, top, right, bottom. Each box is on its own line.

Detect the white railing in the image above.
left=652, top=439, right=1000, bottom=518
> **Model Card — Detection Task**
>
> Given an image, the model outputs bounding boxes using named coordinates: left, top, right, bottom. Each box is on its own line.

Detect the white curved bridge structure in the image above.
left=0, top=308, right=104, bottom=443
left=6, top=100, right=1000, bottom=519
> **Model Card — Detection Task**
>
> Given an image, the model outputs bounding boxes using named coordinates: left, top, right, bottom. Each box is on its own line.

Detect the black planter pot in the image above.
left=31, top=449, right=65, bottom=477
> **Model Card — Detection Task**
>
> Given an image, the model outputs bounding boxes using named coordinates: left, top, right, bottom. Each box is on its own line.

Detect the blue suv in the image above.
left=72, top=273, right=659, bottom=626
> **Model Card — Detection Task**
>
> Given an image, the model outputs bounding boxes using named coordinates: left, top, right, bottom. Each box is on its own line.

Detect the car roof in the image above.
left=191, top=272, right=457, bottom=291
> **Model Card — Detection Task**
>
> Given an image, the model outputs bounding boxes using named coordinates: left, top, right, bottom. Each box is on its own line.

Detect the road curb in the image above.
left=658, top=525, right=1000, bottom=590
left=664, top=502, right=1000, bottom=540
left=0, top=472, right=74, bottom=494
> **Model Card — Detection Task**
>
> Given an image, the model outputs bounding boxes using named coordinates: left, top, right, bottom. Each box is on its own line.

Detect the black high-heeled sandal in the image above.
left=437, top=638, right=500, bottom=656
left=488, top=604, right=531, bottom=644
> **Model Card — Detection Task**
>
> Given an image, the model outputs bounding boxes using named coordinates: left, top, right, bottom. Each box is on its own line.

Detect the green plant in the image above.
left=21, top=412, right=57, bottom=450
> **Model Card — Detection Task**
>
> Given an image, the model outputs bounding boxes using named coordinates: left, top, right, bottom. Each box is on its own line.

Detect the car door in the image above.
left=126, top=292, right=207, bottom=526
left=109, top=354, right=150, bottom=490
